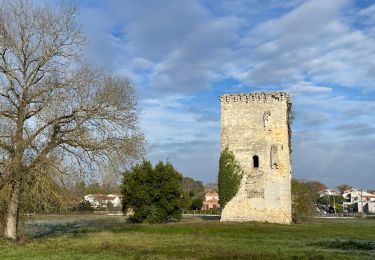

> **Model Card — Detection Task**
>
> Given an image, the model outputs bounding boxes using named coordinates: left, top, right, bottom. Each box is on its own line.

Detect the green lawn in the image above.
left=1, top=215, right=374, bottom=259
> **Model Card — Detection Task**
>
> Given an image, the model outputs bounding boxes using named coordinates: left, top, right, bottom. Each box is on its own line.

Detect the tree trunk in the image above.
left=4, top=181, right=21, bottom=240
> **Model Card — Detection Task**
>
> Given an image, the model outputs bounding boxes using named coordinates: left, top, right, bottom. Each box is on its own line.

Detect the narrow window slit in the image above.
left=253, top=155, right=259, bottom=168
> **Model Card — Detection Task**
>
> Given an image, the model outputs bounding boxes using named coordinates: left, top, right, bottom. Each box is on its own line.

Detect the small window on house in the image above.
left=253, top=155, right=259, bottom=168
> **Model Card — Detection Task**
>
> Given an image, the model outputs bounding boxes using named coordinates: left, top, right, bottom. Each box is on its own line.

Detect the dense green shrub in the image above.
left=291, top=179, right=314, bottom=223
left=191, top=197, right=204, bottom=210
left=218, top=147, right=243, bottom=208
left=72, top=200, right=94, bottom=212
left=122, top=161, right=189, bottom=223
left=181, top=177, right=205, bottom=210
left=106, top=201, right=114, bottom=212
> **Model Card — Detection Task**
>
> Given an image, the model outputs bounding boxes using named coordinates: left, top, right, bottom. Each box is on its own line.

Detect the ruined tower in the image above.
left=220, top=92, right=292, bottom=224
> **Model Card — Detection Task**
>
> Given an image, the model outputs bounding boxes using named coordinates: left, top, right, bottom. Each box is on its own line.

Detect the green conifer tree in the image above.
left=218, top=147, right=243, bottom=208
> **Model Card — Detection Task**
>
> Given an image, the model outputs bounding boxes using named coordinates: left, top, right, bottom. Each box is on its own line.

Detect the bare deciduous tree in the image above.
left=0, top=0, right=144, bottom=240
left=337, top=184, right=352, bottom=194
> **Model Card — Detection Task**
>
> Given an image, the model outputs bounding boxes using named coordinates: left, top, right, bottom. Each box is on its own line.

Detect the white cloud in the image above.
left=357, top=4, right=375, bottom=26
left=293, top=134, right=375, bottom=189
left=119, top=0, right=210, bottom=60
left=237, top=0, right=375, bottom=90
left=139, top=95, right=220, bottom=181
left=285, top=82, right=332, bottom=95
left=150, top=17, right=239, bottom=92
left=74, top=0, right=375, bottom=187
left=78, top=6, right=122, bottom=70
left=139, top=95, right=218, bottom=144
left=148, top=140, right=220, bottom=182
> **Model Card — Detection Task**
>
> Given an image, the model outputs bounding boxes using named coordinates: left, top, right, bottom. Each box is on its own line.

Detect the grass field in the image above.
left=0, top=215, right=375, bottom=259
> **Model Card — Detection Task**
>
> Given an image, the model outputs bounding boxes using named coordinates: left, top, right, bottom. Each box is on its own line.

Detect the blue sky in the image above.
left=71, top=0, right=375, bottom=188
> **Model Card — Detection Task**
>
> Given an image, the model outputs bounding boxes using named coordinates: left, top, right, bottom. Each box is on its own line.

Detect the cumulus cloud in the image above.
left=293, top=134, right=375, bottom=189
left=148, top=140, right=219, bottom=182
left=238, top=0, right=375, bottom=90
left=139, top=95, right=220, bottom=181
left=112, top=0, right=210, bottom=60
left=285, top=82, right=332, bottom=95
left=74, top=0, right=375, bottom=187
left=150, top=17, right=239, bottom=92
left=357, top=4, right=375, bottom=27
left=78, top=5, right=122, bottom=70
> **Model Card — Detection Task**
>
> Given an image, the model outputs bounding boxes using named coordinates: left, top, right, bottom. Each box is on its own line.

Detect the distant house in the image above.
left=342, top=188, right=375, bottom=213
left=367, top=201, right=375, bottom=213
left=107, top=194, right=123, bottom=208
left=84, top=194, right=123, bottom=208
left=319, top=188, right=340, bottom=197
left=202, top=192, right=220, bottom=210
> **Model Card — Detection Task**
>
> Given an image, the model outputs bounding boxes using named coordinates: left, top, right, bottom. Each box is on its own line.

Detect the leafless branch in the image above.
left=0, top=0, right=145, bottom=239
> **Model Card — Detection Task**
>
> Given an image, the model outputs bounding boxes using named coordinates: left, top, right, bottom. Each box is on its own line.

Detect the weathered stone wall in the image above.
left=220, top=92, right=292, bottom=224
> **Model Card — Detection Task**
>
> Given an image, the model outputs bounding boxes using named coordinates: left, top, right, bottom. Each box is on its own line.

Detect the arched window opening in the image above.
left=253, top=155, right=259, bottom=168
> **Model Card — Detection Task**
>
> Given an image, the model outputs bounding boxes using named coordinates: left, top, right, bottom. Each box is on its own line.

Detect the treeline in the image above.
left=7, top=160, right=211, bottom=220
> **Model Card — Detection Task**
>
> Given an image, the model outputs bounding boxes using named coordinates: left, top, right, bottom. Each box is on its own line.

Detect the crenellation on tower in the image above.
left=220, top=91, right=292, bottom=224
left=220, top=92, right=290, bottom=103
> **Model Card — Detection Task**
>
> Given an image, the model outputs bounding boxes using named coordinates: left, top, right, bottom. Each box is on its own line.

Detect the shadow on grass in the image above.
left=308, top=240, right=375, bottom=259
left=23, top=215, right=221, bottom=239
left=24, top=218, right=131, bottom=238
left=308, top=239, right=375, bottom=251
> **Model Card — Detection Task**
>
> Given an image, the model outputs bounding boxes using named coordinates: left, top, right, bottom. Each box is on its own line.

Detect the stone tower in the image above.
left=220, top=92, right=292, bottom=224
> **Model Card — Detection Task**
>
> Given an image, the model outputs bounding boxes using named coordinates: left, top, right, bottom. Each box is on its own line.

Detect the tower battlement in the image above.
left=220, top=92, right=290, bottom=103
